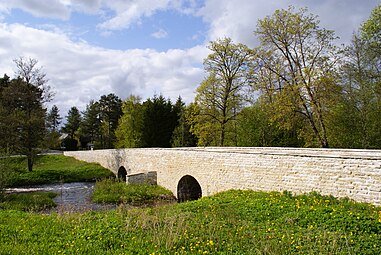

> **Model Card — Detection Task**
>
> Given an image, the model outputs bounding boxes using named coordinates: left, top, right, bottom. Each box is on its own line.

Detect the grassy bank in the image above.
left=92, top=179, right=175, bottom=205
left=1, top=190, right=380, bottom=254
left=2, top=154, right=114, bottom=187
left=0, top=192, right=57, bottom=212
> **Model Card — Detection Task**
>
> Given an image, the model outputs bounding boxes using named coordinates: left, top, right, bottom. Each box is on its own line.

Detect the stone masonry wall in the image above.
left=64, top=147, right=381, bottom=206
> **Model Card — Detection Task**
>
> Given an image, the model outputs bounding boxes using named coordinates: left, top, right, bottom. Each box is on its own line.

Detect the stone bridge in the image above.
left=64, top=147, right=381, bottom=206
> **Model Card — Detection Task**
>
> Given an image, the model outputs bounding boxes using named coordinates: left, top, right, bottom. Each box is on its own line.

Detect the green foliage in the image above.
left=62, top=106, right=81, bottom=140
left=77, top=94, right=122, bottom=150
left=4, top=155, right=114, bottom=188
left=98, top=93, right=123, bottom=149
left=0, top=57, right=49, bottom=171
left=328, top=8, right=381, bottom=148
left=170, top=101, right=197, bottom=147
left=0, top=192, right=56, bottom=211
left=194, top=38, right=252, bottom=146
left=253, top=7, right=342, bottom=148
left=46, top=105, right=62, bottom=133
left=142, top=95, right=179, bottom=147
left=187, top=102, right=220, bottom=146
left=236, top=104, right=303, bottom=147
left=0, top=190, right=380, bottom=254
left=115, top=95, right=144, bottom=148
left=115, top=94, right=179, bottom=148
left=79, top=100, right=101, bottom=149
left=61, top=137, right=78, bottom=151
left=92, top=179, right=174, bottom=205
left=0, top=153, right=11, bottom=196
left=361, top=4, right=381, bottom=51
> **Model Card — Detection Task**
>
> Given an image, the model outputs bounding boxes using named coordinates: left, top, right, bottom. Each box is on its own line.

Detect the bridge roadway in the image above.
left=64, top=147, right=381, bottom=206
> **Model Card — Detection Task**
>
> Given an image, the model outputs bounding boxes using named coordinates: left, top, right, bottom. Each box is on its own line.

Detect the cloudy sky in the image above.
left=0, top=0, right=379, bottom=116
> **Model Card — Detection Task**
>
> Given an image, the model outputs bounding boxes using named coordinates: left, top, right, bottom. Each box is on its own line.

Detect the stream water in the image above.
left=7, top=182, right=116, bottom=213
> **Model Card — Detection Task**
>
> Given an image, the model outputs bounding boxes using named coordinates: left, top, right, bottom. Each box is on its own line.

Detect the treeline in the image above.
left=59, top=94, right=196, bottom=150
left=1, top=5, right=381, bottom=170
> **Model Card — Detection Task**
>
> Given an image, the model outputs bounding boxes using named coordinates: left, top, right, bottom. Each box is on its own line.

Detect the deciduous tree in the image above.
left=115, top=95, right=144, bottom=148
left=253, top=7, right=342, bottom=148
left=194, top=37, right=252, bottom=146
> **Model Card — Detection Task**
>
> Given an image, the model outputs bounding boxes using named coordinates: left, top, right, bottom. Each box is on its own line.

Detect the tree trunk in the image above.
left=220, top=122, right=225, bottom=146
left=27, top=152, right=33, bottom=172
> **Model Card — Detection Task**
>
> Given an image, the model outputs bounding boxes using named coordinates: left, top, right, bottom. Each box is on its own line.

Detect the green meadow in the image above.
left=0, top=155, right=380, bottom=254
left=2, top=154, right=114, bottom=187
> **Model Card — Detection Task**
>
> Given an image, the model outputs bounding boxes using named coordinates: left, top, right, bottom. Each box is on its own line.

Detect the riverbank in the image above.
left=1, top=190, right=381, bottom=254
left=5, top=182, right=117, bottom=213
left=1, top=154, right=115, bottom=213
left=2, top=154, right=114, bottom=188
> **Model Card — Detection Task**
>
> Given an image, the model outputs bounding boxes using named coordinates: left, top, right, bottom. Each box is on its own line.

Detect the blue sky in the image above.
left=0, top=0, right=379, bottom=116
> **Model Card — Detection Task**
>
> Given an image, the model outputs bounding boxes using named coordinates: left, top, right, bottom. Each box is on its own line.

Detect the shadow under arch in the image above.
left=177, top=175, right=202, bottom=202
left=117, top=166, right=127, bottom=182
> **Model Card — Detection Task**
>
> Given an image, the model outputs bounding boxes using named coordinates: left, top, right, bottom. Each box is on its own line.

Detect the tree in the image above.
left=98, top=93, right=122, bottom=148
left=0, top=74, right=17, bottom=154
left=187, top=102, right=220, bottom=146
left=142, top=95, right=178, bottom=147
left=44, top=105, right=62, bottom=149
left=236, top=104, right=303, bottom=147
left=0, top=58, right=50, bottom=171
left=115, top=95, right=179, bottom=148
left=79, top=100, right=101, bottom=149
left=329, top=5, right=381, bottom=148
left=253, top=7, right=342, bottom=148
left=170, top=97, right=197, bottom=147
left=62, top=107, right=81, bottom=139
left=115, top=95, right=144, bottom=148
left=194, top=37, right=252, bottom=146
left=361, top=4, right=381, bottom=54
left=46, top=105, right=61, bottom=132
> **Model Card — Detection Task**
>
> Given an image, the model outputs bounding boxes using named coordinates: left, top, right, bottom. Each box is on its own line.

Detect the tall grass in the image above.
left=0, top=192, right=57, bottom=212
left=1, top=190, right=380, bottom=254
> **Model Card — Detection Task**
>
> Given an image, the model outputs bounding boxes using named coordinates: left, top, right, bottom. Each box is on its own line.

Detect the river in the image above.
left=7, top=182, right=116, bottom=213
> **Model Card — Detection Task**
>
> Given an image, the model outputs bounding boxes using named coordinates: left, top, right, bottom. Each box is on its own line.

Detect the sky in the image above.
left=0, top=0, right=379, bottom=117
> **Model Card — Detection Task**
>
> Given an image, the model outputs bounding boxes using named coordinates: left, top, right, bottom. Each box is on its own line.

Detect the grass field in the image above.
left=1, top=155, right=380, bottom=254
left=0, top=190, right=380, bottom=254
left=92, top=179, right=175, bottom=205
left=2, top=154, right=114, bottom=187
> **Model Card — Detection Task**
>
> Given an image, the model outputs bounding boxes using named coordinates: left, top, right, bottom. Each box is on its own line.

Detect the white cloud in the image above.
left=0, top=22, right=206, bottom=116
left=151, top=28, right=168, bottom=39
left=97, top=0, right=175, bottom=30
left=0, top=0, right=379, bottom=118
left=1, top=0, right=71, bottom=19
left=198, top=0, right=379, bottom=47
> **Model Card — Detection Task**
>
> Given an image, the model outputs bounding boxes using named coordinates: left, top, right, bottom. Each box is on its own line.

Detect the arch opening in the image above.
left=177, top=175, right=202, bottom=202
left=117, top=166, right=127, bottom=182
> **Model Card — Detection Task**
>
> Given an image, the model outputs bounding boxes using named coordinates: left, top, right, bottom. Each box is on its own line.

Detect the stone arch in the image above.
left=177, top=175, right=202, bottom=202
left=117, top=166, right=127, bottom=182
